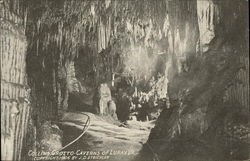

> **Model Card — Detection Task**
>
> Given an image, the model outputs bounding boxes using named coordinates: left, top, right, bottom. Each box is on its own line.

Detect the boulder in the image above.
left=37, top=121, right=63, bottom=153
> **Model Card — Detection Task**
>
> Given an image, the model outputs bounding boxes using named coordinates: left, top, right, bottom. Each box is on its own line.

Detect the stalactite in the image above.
left=197, top=0, right=219, bottom=53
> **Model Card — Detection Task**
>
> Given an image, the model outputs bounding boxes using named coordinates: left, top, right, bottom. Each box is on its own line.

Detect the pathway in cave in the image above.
left=58, top=112, right=155, bottom=161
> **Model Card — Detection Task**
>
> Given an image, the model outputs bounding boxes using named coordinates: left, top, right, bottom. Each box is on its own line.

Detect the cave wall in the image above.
left=0, top=1, right=31, bottom=160
left=1, top=0, right=248, bottom=160
left=141, top=0, right=249, bottom=161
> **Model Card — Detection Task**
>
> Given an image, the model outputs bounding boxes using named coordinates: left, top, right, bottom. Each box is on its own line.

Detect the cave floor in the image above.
left=58, top=112, right=155, bottom=161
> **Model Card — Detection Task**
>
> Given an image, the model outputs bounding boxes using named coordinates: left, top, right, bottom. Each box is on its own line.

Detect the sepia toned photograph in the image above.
left=0, top=0, right=249, bottom=161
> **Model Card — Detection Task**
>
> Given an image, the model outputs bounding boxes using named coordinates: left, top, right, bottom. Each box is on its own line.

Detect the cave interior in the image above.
left=0, top=0, right=249, bottom=161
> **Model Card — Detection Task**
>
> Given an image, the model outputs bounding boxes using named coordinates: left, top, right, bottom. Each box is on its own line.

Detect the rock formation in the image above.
left=0, top=2, right=30, bottom=160
left=107, top=100, right=118, bottom=120
left=1, top=0, right=248, bottom=160
left=139, top=0, right=249, bottom=161
left=93, top=83, right=118, bottom=119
